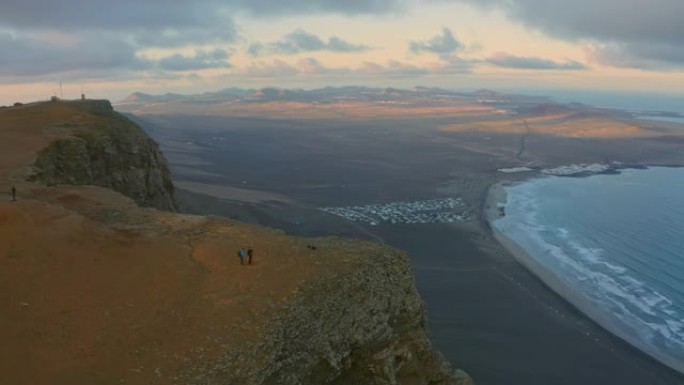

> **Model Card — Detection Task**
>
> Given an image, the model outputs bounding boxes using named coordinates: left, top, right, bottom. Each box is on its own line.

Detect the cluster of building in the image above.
left=321, top=198, right=473, bottom=226
left=542, top=163, right=612, bottom=176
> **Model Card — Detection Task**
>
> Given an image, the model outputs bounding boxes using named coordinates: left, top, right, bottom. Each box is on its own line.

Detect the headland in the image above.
left=0, top=100, right=469, bottom=385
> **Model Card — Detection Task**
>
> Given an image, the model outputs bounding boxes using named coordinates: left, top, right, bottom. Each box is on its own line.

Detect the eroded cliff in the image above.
left=28, top=100, right=177, bottom=210
left=0, top=100, right=470, bottom=385
left=179, top=238, right=471, bottom=385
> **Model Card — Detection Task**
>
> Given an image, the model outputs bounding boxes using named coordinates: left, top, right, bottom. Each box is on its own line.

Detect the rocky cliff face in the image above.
left=28, top=100, right=177, bottom=211
left=179, top=240, right=472, bottom=385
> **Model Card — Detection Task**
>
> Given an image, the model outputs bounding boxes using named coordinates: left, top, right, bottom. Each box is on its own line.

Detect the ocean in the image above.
left=494, top=167, right=684, bottom=372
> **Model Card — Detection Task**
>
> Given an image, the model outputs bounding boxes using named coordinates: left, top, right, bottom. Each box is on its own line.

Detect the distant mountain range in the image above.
left=116, top=86, right=552, bottom=108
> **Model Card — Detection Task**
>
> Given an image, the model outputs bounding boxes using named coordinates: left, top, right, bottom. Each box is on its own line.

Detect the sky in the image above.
left=1, top=0, right=683, bottom=104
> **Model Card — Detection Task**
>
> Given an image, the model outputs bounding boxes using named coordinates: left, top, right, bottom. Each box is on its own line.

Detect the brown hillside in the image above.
left=0, top=101, right=466, bottom=385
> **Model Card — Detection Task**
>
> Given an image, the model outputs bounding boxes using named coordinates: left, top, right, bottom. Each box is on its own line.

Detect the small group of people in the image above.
left=237, top=247, right=254, bottom=265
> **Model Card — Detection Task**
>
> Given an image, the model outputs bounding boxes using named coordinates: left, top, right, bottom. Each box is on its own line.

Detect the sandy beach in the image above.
left=484, top=180, right=684, bottom=376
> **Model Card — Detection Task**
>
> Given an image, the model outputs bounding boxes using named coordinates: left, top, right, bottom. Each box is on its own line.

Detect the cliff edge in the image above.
left=26, top=100, right=177, bottom=210
left=0, top=100, right=470, bottom=385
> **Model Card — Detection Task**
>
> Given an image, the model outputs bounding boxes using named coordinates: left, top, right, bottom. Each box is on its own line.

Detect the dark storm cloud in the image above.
left=0, top=32, right=145, bottom=77
left=249, top=30, right=370, bottom=56
left=0, top=1, right=238, bottom=50
left=0, top=0, right=403, bottom=48
left=409, top=28, right=462, bottom=57
left=157, top=49, right=233, bottom=71
left=450, top=0, right=683, bottom=44
left=230, top=0, right=406, bottom=16
left=449, top=0, right=684, bottom=68
left=587, top=42, right=684, bottom=70
left=134, top=25, right=238, bottom=48
left=0, top=31, right=233, bottom=78
left=0, top=0, right=404, bottom=30
left=487, top=53, right=588, bottom=70
left=0, top=0, right=224, bottom=30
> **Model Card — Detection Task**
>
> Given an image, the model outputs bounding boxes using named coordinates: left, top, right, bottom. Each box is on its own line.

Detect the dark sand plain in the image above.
left=127, top=109, right=684, bottom=385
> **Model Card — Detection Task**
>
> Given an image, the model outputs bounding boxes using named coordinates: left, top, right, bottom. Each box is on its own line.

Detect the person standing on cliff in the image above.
left=10, top=185, right=16, bottom=202
left=247, top=248, right=253, bottom=265
left=238, top=248, right=246, bottom=265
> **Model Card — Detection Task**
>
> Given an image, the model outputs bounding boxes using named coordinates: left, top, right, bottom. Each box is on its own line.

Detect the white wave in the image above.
left=498, top=167, right=534, bottom=173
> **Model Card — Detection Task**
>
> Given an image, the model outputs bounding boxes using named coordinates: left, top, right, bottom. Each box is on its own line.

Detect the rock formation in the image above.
left=28, top=100, right=177, bottom=211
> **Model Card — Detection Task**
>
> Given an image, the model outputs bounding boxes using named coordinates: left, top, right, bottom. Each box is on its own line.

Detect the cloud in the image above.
left=0, top=1, right=239, bottom=50
left=133, top=25, right=238, bottom=48
left=157, top=49, right=233, bottom=71
left=449, top=0, right=684, bottom=68
left=244, top=59, right=301, bottom=78
left=0, top=31, right=233, bottom=79
left=248, top=42, right=267, bottom=56
left=406, top=28, right=472, bottom=73
left=0, top=32, right=144, bottom=77
left=358, top=60, right=430, bottom=76
left=229, top=0, right=405, bottom=16
left=486, top=53, right=588, bottom=70
left=410, top=27, right=462, bottom=57
left=431, top=56, right=474, bottom=74
left=249, top=30, right=370, bottom=56
left=244, top=56, right=471, bottom=79
left=450, top=0, right=683, bottom=44
left=0, top=1, right=224, bottom=31
left=0, top=0, right=402, bottom=51
left=0, top=0, right=404, bottom=30
left=327, top=37, right=370, bottom=53
left=586, top=42, right=684, bottom=70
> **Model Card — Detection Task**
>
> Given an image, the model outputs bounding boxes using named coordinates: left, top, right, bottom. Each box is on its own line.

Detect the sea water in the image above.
left=494, top=167, right=684, bottom=372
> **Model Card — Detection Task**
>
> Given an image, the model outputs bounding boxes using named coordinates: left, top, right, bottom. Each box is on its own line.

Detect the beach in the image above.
left=175, top=173, right=684, bottom=385
left=484, top=179, right=684, bottom=381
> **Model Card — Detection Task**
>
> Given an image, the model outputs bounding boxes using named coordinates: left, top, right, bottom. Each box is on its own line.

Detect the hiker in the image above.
left=247, top=248, right=253, bottom=265
left=10, top=185, right=16, bottom=202
left=238, top=248, right=246, bottom=265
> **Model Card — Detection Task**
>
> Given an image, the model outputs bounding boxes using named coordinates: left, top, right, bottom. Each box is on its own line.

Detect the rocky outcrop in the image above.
left=29, top=100, right=177, bottom=211
left=180, top=242, right=473, bottom=385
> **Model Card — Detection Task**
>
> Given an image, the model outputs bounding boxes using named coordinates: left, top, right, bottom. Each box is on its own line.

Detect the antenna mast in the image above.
left=59, top=80, right=63, bottom=99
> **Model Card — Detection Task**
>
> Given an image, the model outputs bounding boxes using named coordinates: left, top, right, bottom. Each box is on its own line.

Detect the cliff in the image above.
left=0, top=100, right=470, bottom=385
left=179, top=238, right=471, bottom=385
left=27, top=100, right=177, bottom=211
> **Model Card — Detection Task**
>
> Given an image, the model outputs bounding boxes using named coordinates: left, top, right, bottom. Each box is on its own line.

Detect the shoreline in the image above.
left=484, top=179, right=684, bottom=375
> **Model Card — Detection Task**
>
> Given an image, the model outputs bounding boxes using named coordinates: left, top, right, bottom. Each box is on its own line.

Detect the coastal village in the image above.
left=321, top=197, right=473, bottom=226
